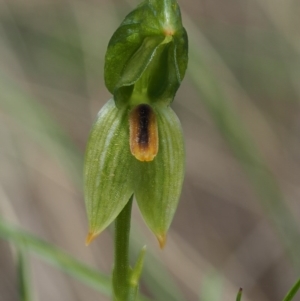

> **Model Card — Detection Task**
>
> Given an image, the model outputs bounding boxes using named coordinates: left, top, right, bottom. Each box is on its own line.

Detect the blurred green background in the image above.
left=0, top=0, right=300, bottom=300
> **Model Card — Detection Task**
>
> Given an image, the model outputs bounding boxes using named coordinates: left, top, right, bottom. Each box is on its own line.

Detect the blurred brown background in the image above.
left=0, top=0, right=300, bottom=301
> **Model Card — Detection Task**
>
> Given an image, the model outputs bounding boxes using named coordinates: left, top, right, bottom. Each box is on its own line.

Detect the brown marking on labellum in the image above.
left=129, top=104, right=158, bottom=161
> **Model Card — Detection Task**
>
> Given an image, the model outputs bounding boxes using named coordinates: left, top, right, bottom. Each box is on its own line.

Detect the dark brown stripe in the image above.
left=137, top=104, right=151, bottom=146
left=129, top=103, right=158, bottom=161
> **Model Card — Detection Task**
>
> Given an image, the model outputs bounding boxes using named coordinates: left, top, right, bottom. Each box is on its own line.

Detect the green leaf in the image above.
left=282, top=279, right=300, bottom=301
left=84, top=99, right=135, bottom=243
left=130, top=246, right=147, bottom=287
left=133, top=105, right=185, bottom=248
left=17, top=248, right=33, bottom=301
left=236, top=288, right=243, bottom=301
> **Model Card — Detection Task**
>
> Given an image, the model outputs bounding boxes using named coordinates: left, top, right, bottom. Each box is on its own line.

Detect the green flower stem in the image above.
left=113, top=195, right=134, bottom=301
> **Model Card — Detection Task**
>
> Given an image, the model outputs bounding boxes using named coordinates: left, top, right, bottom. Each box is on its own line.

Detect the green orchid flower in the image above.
left=84, top=0, right=188, bottom=248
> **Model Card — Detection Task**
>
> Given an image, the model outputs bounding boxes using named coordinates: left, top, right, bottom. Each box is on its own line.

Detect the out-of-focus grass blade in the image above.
left=185, top=16, right=300, bottom=271
left=0, top=72, right=83, bottom=187
left=282, top=279, right=300, bottom=301
left=236, top=288, right=243, bottom=301
left=0, top=219, right=152, bottom=301
left=17, top=248, right=33, bottom=301
left=0, top=219, right=111, bottom=296
left=199, top=271, right=223, bottom=301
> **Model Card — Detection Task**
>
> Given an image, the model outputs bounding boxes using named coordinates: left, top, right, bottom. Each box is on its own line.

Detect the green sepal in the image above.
left=133, top=105, right=185, bottom=242
left=84, top=99, right=134, bottom=238
left=104, top=0, right=188, bottom=108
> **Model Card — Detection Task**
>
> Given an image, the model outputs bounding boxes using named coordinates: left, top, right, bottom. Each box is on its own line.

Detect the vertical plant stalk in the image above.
left=113, top=195, right=133, bottom=301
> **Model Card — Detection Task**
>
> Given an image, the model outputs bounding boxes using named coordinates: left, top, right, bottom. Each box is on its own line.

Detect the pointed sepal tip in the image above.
left=156, top=233, right=167, bottom=249
left=85, top=231, right=100, bottom=246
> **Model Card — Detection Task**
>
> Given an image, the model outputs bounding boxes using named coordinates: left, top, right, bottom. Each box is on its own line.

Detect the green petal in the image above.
left=84, top=99, right=134, bottom=243
left=133, top=105, right=185, bottom=246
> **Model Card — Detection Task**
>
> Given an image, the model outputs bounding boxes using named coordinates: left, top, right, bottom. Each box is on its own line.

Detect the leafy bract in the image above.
left=104, top=0, right=188, bottom=108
